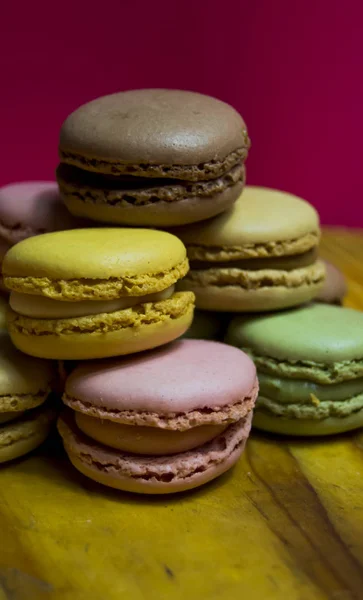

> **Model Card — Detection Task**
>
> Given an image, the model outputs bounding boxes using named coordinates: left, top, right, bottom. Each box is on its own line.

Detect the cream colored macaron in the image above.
left=176, top=186, right=325, bottom=312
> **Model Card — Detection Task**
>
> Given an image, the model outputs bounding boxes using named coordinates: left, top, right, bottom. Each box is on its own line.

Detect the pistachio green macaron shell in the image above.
left=226, top=304, right=363, bottom=374
left=253, top=408, right=363, bottom=436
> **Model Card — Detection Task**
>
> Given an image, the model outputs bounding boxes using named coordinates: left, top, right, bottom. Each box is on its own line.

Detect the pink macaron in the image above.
left=0, top=182, right=82, bottom=245
left=58, top=339, right=258, bottom=494
left=317, top=259, right=347, bottom=305
left=0, top=182, right=84, bottom=293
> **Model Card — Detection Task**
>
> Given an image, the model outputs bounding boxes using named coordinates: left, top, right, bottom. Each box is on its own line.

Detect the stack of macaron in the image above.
left=0, top=181, right=85, bottom=461
left=1, top=89, right=259, bottom=492
left=1, top=84, right=353, bottom=489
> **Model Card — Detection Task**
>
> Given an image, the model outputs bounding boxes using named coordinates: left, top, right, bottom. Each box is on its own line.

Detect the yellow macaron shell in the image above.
left=7, top=293, right=194, bottom=359
left=3, top=228, right=188, bottom=299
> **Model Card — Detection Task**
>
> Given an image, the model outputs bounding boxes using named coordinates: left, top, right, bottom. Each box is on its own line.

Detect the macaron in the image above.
left=3, top=228, right=194, bottom=360
left=56, top=89, right=249, bottom=227
left=0, top=182, right=83, bottom=293
left=317, top=260, right=347, bottom=305
left=176, top=186, right=325, bottom=312
left=58, top=339, right=258, bottom=494
left=226, top=303, right=363, bottom=435
left=0, top=333, right=55, bottom=463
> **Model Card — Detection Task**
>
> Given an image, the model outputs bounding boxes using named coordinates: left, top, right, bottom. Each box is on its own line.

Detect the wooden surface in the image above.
left=1, top=228, right=363, bottom=600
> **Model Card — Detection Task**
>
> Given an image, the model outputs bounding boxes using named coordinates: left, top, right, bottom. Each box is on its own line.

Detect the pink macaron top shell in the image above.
left=0, top=181, right=81, bottom=244
left=65, top=339, right=257, bottom=414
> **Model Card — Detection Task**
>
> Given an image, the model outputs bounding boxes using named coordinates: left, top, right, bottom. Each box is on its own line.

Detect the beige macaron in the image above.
left=176, top=186, right=325, bottom=312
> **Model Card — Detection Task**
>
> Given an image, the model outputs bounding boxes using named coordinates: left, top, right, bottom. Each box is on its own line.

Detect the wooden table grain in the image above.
left=1, top=228, right=363, bottom=600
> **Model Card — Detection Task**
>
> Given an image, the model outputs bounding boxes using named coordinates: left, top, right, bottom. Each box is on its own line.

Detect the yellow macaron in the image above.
left=3, top=228, right=195, bottom=359
left=0, top=333, right=55, bottom=463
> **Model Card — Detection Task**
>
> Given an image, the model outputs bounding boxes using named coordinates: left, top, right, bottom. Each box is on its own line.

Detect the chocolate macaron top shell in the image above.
left=59, top=89, right=249, bottom=180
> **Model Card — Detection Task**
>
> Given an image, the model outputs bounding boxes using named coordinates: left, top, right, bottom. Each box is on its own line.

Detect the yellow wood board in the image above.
left=1, top=228, right=363, bottom=600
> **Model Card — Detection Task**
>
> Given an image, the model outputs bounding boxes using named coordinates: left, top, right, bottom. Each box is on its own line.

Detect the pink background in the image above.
left=1, top=1, right=362, bottom=226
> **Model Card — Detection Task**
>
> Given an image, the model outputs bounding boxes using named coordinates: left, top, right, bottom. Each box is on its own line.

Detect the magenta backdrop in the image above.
left=1, top=0, right=362, bottom=226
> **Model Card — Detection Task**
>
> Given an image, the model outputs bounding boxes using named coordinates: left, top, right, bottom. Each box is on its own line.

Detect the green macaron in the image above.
left=225, top=303, right=363, bottom=436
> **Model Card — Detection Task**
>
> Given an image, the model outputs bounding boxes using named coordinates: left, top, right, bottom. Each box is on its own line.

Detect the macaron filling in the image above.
left=75, top=412, right=227, bottom=455
left=247, top=358, right=363, bottom=422
left=0, top=411, right=24, bottom=424
left=255, top=373, right=363, bottom=420
left=9, top=285, right=175, bottom=319
left=57, top=163, right=245, bottom=205
left=258, top=372, right=363, bottom=403
left=189, top=248, right=318, bottom=272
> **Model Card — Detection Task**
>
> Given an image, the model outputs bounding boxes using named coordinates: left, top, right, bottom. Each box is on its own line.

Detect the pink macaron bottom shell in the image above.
left=58, top=411, right=252, bottom=494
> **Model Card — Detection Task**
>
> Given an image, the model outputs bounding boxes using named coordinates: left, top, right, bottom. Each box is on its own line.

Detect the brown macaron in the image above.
left=57, top=89, right=249, bottom=227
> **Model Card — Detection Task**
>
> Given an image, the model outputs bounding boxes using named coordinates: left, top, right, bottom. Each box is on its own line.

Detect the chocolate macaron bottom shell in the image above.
left=61, top=179, right=244, bottom=227
left=58, top=412, right=252, bottom=494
